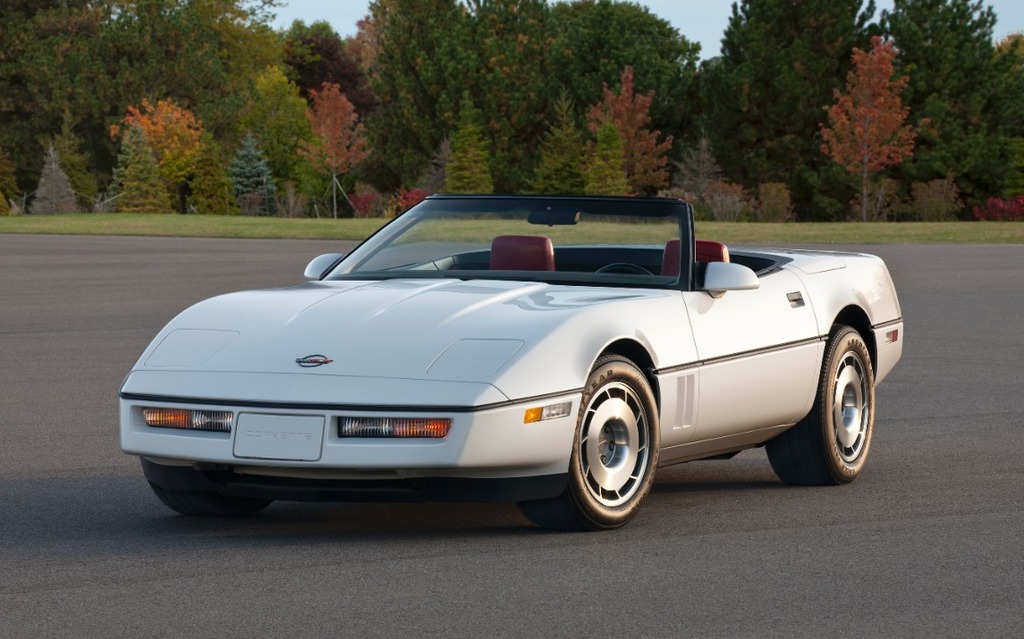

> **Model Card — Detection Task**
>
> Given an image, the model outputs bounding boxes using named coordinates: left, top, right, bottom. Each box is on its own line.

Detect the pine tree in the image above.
left=585, top=121, right=630, bottom=196
left=54, top=112, right=98, bottom=212
left=0, top=148, right=18, bottom=201
left=445, top=94, right=493, bottom=194
left=1004, top=138, right=1024, bottom=198
left=190, top=133, right=239, bottom=215
left=31, top=144, right=79, bottom=214
left=229, top=132, right=277, bottom=216
left=882, top=0, right=1011, bottom=205
left=532, top=92, right=586, bottom=194
left=113, top=127, right=173, bottom=214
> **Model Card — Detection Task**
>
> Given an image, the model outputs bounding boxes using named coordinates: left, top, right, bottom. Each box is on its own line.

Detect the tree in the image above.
left=31, top=144, right=79, bottom=215
left=550, top=0, right=699, bottom=144
left=0, top=188, right=9, bottom=216
left=114, top=98, right=203, bottom=213
left=444, top=94, right=493, bottom=194
left=50, top=111, right=98, bottom=211
left=703, top=0, right=875, bottom=218
left=882, top=0, right=1012, bottom=206
left=588, top=66, right=672, bottom=195
left=283, top=20, right=377, bottom=117
left=532, top=92, right=586, bottom=194
left=822, top=36, right=917, bottom=222
left=585, top=120, right=630, bottom=196
left=366, top=0, right=476, bottom=190
left=228, top=132, right=277, bottom=216
left=111, top=127, right=173, bottom=214
left=673, top=134, right=723, bottom=199
left=0, top=148, right=18, bottom=202
left=240, top=66, right=313, bottom=188
left=300, top=83, right=370, bottom=217
left=189, top=133, right=239, bottom=215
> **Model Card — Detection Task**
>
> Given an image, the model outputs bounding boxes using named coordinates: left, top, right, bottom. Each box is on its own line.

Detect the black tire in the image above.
left=767, top=325, right=875, bottom=485
left=518, top=355, right=660, bottom=531
left=149, top=482, right=272, bottom=517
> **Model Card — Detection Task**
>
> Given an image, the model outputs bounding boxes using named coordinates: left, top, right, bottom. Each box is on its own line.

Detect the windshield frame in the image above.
left=323, top=195, right=696, bottom=291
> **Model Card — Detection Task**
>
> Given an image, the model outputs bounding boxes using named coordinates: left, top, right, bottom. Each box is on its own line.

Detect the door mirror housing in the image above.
left=703, top=261, right=759, bottom=298
left=304, top=253, right=344, bottom=280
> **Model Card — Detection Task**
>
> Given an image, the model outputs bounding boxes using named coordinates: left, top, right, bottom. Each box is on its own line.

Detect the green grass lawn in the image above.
left=1, top=212, right=1023, bottom=243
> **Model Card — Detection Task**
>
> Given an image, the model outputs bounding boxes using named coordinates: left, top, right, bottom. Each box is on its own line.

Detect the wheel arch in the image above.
left=832, top=305, right=876, bottom=371
left=598, top=338, right=660, bottom=408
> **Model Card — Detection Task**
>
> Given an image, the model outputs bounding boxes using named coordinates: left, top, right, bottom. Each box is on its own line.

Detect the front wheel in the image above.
left=766, top=325, right=875, bottom=485
left=149, top=483, right=272, bottom=517
left=518, top=355, right=660, bottom=531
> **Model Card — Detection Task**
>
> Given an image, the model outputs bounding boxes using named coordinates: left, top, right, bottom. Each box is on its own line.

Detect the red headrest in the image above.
left=662, top=239, right=730, bottom=277
left=490, top=235, right=555, bottom=271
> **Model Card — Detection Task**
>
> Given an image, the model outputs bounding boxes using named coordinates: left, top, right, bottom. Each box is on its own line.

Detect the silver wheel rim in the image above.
left=579, top=381, right=650, bottom=507
left=832, top=350, right=870, bottom=463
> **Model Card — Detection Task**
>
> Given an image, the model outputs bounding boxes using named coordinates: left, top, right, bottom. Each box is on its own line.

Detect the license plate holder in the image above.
left=233, top=413, right=325, bottom=461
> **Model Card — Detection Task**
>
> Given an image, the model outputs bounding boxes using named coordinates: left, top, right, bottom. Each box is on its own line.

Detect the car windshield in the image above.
left=325, top=195, right=693, bottom=288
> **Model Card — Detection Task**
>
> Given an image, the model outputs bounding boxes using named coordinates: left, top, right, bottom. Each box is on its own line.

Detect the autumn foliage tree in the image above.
left=299, top=82, right=370, bottom=217
left=821, top=36, right=917, bottom=222
left=113, top=98, right=203, bottom=213
left=587, top=66, right=672, bottom=195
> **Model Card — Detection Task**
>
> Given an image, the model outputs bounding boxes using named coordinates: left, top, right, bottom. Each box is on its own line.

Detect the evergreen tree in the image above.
left=1004, top=138, right=1024, bottom=198
left=585, top=121, right=630, bottom=196
left=229, top=132, right=277, bottom=216
left=532, top=92, right=586, bottom=194
left=54, top=111, right=98, bottom=212
left=445, top=95, right=493, bottom=194
left=31, top=144, right=79, bottom=215
left=113, top=127, right=173, bottom=214
left=882, top=0, right=1012, bottom=206
left=190, top=133, right=239, bottom=215
left=0, top=187, right=10, bottom=216
left=703, top=0, right=875, bottom=218
left=0, top=148, right=20, bottom=202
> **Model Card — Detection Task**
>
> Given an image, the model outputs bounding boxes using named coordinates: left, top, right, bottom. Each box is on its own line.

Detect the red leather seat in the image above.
left=661, top=239, right=730, bottom=276
left=490, top=235, right=555, bottom=271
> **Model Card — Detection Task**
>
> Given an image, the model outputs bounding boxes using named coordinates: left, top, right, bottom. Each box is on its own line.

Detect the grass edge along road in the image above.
left=1, top=213, right=1023, bottom=244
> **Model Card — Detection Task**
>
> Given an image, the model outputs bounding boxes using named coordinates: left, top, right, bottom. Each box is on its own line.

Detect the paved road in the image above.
left=1, top=234, right=1021, bottom=638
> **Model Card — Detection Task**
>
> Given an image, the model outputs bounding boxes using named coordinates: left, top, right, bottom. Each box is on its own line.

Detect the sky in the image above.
left=272, top=0, right=1024, bottom=60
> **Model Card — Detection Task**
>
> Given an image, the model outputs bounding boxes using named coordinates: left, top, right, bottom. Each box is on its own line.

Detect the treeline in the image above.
left=1, top=0, right=1022, bottom=221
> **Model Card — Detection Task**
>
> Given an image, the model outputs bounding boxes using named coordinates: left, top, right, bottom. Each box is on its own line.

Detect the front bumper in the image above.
left=120, top=391, right=580, bottom=495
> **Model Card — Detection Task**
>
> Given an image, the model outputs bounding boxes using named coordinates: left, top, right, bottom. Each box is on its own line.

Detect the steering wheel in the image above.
left=596, top=262, right=653, bottom=275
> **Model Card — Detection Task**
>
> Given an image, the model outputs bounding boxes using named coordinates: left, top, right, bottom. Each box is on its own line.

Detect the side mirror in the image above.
left=703, top=261, right=759, bottom=299
left=303, top=253, right=344, bottom=280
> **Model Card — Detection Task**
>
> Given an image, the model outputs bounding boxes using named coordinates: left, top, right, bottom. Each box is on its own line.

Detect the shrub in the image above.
left=755, top=182, right=793, bottom=222
left=0, top=188, right=9, bottom=216
left=973, top=195, right=1024, bottom=221
left=398, top=188, right=429, bottom=212
left=704, top=182, right=749, bottom=221
left=349, top=192, right=377, bottom=217
left=907, top=177, right=961, bottom=221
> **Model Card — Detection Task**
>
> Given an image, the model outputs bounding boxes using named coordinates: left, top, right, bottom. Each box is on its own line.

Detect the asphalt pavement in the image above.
left=0, top=234, right=1021, bottom=638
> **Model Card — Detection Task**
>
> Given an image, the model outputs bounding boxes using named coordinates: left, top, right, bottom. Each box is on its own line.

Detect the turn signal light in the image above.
left=339, top=417, right=451, bottom=438
left=524, top=401, right=572, bottom=424
left=142, top=408, right=233, bottom=433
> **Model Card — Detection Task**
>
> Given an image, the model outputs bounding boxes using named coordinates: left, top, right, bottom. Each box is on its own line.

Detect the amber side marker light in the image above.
left=524, top=401, right=572, bottom=424
left=339, top=417, right=451, bottom=438
left=142, top=408, right=233, bottom=433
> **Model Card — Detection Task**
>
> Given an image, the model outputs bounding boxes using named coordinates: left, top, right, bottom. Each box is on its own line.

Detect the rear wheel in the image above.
left=149, top=483, right=272, bottom=517
left=518, top=355, right=659, bottom=531
left=767, top=325, right=875, bottom=485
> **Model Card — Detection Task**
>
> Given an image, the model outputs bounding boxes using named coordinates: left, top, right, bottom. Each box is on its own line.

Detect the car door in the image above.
left=683, top=268, right=821, bottom=441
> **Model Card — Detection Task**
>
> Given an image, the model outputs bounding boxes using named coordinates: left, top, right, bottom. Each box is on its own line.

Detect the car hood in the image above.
left=125, top=279, right=678, bottom=405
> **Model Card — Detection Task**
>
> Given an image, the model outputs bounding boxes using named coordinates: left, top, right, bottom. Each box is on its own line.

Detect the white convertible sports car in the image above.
left=120, top=195, right=903, bottom=530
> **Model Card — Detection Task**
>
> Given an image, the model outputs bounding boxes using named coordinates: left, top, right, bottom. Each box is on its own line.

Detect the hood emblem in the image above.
left=296, top=354, right=333, bottom=368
